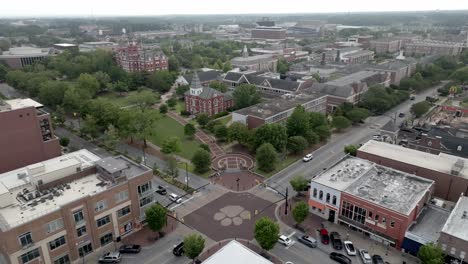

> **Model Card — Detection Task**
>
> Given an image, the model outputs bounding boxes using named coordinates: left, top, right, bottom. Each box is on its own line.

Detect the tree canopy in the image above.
left=417, top=243, right=445, bottom=264
left=191, top=148, right=211, bottom=173
left=183, top=234, right=205, bottom=261
left=256, top=143, right=278, bottom=173
left=410, top=101, right=431, bottom=118
left=292, top=201, right=309, bottom=226
left=145, top=204, right=167, bottom=234
left=253, top=124, right=288, bottom=152
left=254, top=217, right=280, bottom=251
left=233, top=84, right=261, bottom=109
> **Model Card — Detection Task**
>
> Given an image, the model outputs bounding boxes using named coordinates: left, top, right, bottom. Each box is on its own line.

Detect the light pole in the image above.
left=185, top=162, right=189, bottom=190
left=284, top=187, right=289, bottom=215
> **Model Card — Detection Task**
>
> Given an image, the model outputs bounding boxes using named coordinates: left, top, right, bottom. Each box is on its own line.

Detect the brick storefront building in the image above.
left=0, top=150, right=154, bottom=264
left=115, top=42, right=168, bottom=73
left=184, top=73, right=233, bottom=117
left=0, top=99, right=61, bottom=173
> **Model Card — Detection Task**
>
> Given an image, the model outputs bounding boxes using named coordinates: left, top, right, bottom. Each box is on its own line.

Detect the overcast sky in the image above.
left=1, top=0, right=467, bottom=17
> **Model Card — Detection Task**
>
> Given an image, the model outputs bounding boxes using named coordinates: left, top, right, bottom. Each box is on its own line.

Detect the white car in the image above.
left=303, top=154, right=314, bottom=162
left=372, top=135, right=382, bottom=141
left=359, top=249, right=372, bottom=264
left=169, top=193, right=182, bottom=204
left=344, top=241, right=356, bottom=256
left=278, top=235, right=292, bottom=246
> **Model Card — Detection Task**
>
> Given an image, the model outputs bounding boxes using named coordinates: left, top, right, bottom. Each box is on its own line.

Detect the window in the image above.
left=20, top=248, right=40, bottom=264
left=375, top=214, right=379, bottom=222
left=326, top=193, right=331, bottom=203
left=95, top=200, right=107, bottom=212
left=19, top=232, right=33, bottom=248
left=139, top=196, right=153, bottom=207
left=319, top=190, right=323, bottom=200
left=97, top=215, right=111, bottom=228
left=138, top=182, right=152, bottom=196
left=73, top=210, right=84, bottom=225
left=390, top=220, right=395, bottom=228
left=115, top=190, right=129, bottom=203
left=78, top=243, right=93, bottom=257
left=49, top=236, right=66, bottom=250
left=117, top=206, right=131, bottom=218
left=313, top=188, right=317, bottom=198
left=368, top=211, right=373, bottom=218
left=341, top=201, right=366, bottom=224
left=382, top=217, right=387, bottom=226
left=332, top=195, right=337, bottom=205
left=54, top=255, right=70, bottom=264
left=100, top=233, right=113, bottom=246
left=76, top=226, right=87, bottom=237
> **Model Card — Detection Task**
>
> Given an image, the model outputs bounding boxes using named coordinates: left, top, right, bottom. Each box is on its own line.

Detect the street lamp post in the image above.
left=284, top=187, right=289, bottom=215
left=185, top=162, right=189, bottom=190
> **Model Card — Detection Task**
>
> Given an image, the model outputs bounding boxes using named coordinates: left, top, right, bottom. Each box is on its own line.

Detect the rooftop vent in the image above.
left=451, top=159, right=465, bottom=176
left=463, top=211, right=467, bottom=219
left=17, top=172, right=27, bottom=180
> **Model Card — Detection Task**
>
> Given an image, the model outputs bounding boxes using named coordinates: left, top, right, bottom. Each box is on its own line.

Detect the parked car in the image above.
left=156, top=185, right=167, bottom=195
left=410, top=95, right=416, bottom=100
left=303, top=154, right=314, bottom=162
left=372, top=254, right=384, bottom=264
left=296, top=235, right=317, bottom=248
left=119, top=244, right=141, bottom=254
left=330, top=232, right=343, bottom=250
left=398, top=113, right=405, bottom=118
left=169, top=193, right=182, bottom=203
left=329, top=252, right=352, bottom=264
left=359, top=249, right=372, bottom=264
left=278, top=235, right=292, bottom=246
left=173, top=242, right=184, bottom=256
left=320, top=228, right=330, bottom=245
left=372, top=135, right=382, bottom=141
left=343, top=241, right=356, bottom=256
left=98, top=252, right=122, bottom=263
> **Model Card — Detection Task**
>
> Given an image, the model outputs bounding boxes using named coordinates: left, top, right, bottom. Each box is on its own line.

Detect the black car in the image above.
left=119, top=244, right=141, bottom=254
left=372, top=255, right=384, bottom=264
left=330, top=232, right=343, bottom=250
left=398, top=113, right=405, bottom=118
left=156, top=185, right=167, bottom=195
left=330, top=252, right=352, bottom=264
left=173, top=242, right=184, bottom=256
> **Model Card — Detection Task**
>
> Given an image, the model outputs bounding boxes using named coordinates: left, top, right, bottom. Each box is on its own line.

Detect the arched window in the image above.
left=313, top=188, right=317, bottom=198
left=326, top=193, right=331, bottom=203
left=332, top=195, right=337, bottom=205
left=319, top=190, right=323, bottom=200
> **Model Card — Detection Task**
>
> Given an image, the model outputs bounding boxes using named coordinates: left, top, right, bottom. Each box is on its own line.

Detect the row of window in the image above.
left=341, top=201, right=396, bottom=228
left=312, top=189, right=337, bottom=206
left=21, top=248, right=70, bottom=264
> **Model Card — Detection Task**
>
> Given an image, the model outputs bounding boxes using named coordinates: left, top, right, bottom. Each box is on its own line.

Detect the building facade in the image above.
left=0, top=150, right=154, bottom=264
left=370, top=39, right=401, bottom=54
left=251, top=26, right=287, bottom=40
left=184, top=73, right=233, bottom=116
left=405, top=40, right=464, bottom=56
left=0, top=47, right=50, bottom=69
left=231, top=46, right=278, bottom=72
left=115, top=42, right=168, bottom=73
left=0, top=99, right=61, bottom=174
left=439, top=195, right=468, bottom=264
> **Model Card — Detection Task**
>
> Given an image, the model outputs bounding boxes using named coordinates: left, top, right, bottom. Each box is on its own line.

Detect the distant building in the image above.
left=232, top=93, right=327, bottom=129
left=0, top=99, right=61, bottom=173
left=231, top=46, right=278, bottom=72
left=78, top=41, right=118, bottom=52
left=439, top=195, right=468, bottom=264
left=115, top=42, right=168, bottom=73
left=367, top=59, right=417, bottom=85
left=184, top=73, right=233, bottom=116
left=0, top=150, right=154, bottom=264
left=287, top=21, right=324, bottom=38
left=323, top=47, right=374, bottom=65
left=357, top=140, right=468, bottom=202
left=175, top=70, right=222, bottom=87
left=309, top=155, right=434, bottom=249
left=52, top=43, right=78, bottom=54
left=251, top=26, right=286, bottom=40
left=405, top=40, right=464, bottom=56
left=0, top=47, right=50, bottom=69
left=370, top=39, right=401, bottom=54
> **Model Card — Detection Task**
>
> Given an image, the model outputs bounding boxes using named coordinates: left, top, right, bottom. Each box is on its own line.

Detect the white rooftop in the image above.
left=359, top=141, right=468, bottom=179
left=202, top=240, right=273, bottom=264
left=1, top=47, right=49, bottom=56
left=0, top=98, right=43, bottom=111
left=441, top=196, right=468, bottom=241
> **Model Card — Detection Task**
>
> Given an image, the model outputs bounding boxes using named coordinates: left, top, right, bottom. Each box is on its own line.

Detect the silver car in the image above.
left=359, top=249, right=372, bottom=264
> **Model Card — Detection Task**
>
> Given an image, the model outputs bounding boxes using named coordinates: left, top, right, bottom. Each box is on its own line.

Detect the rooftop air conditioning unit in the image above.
left=17, top=172, right=27, bottom=180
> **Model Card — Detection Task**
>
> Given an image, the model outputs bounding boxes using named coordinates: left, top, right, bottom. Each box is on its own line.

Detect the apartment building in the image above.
left=0, top=99, right=61, bottom=173
left=115, top=42, right=168, bottom=73
left=0, top=150, right=154, bottom=264
left=404, top=40, right=464, bottom=56
left=370, top=39, right=401, bottom=54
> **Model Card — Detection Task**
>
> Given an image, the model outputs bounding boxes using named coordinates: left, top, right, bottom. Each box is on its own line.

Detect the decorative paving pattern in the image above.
left=213, top=205, right=251, bottom=226
left=212, top=153, right=254, bottom=172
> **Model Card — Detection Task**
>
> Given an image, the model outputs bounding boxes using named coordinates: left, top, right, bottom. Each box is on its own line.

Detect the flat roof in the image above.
left=0, top=98, right=43, bottom=111
left=359, top=141, right=468, bottom=179
left=406, top=205, right=450, bottom=244
left=202, top=240, right=273, bottom=264
left=53, top=43, right=77, bottom=47
left=441, top=196, right=468, bottom=241
left=231, top=54, right=276, bottom=63
left=326, top=70, right=377, bottom=86
left=1, top=47, right=49, bottom=56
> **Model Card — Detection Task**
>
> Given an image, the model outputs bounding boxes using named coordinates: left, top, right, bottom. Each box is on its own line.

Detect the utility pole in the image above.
left=284, top=187, right=289, bottom=215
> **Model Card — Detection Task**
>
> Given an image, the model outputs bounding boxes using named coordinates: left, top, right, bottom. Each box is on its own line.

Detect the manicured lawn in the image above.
left=255, top=155, right=299, bottom=178
left=177, top=162, right=212, bottom=178
left=174, top=100, right=185, bottom=113
left=99, top=89, right=158, bottom=108
left=216, top=114, right=231, bottom=126
left=148, top=115, right=201, bottom=160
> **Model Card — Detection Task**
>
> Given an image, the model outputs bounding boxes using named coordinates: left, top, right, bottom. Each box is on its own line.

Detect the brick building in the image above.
left=370, top=39, right=401, bottom=54
left=184, top=73, right=233, bottom=116
left=404, top=40, right=464, bottom=57
left=115, top=42, right=168, bottom=73
left=309, top=156, right=434, bottom=249
left=0, top=47, right=50, bottom=69
left=0, top=99, right=61, bottom=174
left=357, top=140, right=468, bottom=202
left=439, top=195, right=468, bottom=264
left=367, top=59, right=417, bottom=85
left=231, top=46, right=278, bottom=73
left=251, top=26, right=287, bottom=40
left=0, top=150, right=154, bottom=264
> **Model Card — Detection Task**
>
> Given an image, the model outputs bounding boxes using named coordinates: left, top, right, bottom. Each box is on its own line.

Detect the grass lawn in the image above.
left=255, top=155, right=299, bottom=178
left=177, top=162, right=212, bottom=178
left=216, top=114, right=231, bottom=126
left=174, top=100, right=185, bottom=113
left=99, top=89, right=157, bottom=108
left=148, top=115, right=201, bottom=160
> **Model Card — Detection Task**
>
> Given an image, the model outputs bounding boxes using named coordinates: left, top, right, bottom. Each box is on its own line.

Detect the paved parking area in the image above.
left=184, top=192, right=276, bottom=241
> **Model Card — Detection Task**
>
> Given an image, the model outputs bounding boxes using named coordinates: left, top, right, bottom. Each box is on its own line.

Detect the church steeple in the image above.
left=189, top=72, right=203, bottom=96
left=242, top=45, right=248, bottom=58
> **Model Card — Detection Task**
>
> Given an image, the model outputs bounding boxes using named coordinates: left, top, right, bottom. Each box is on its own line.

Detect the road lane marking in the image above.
left=169, top=196, right=194, bottom=210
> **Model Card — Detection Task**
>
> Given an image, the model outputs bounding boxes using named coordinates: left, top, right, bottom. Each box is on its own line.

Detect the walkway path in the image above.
left=167, top=111, right=225, bottom=157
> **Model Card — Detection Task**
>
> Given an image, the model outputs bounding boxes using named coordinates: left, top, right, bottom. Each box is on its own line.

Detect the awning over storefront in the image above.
left=308, top=199, right=325, bottom=211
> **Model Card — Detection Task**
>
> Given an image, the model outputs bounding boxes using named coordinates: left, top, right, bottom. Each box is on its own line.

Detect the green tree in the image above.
left=196, top=113, right=210, bottom=128
left=292, top=201, right=309, bottom=226
left=77, top=73, right=100, bottom=98
left=184, top=123, right=196, bottom=138
left=214, top=125, right=228, bottom=141
left=133, top=111, right=158, bottom=148
left=332, top=116, right=352, bottom=131
left=199, top=144, right=210, bottom=152
left=53, top=106, right=66, bottom=124
left=450, top=66, right=468, bottom=83
left=191, top=148, right=211, bottom=173
left=62, top=87, right=90, bottom=113
left=315, top=125, right=331, bottom=141
left=147, top=70, right=175, bottom=93
left=254, top=217, right=280, bottom=252
left=161, top=136, right=181, bottom=154
left=209, top=81, right=227, bottom=92
left=223, top=61, right=232, bottom=73
left=277, top=59, right=289, bottom=75
left=256, top=143, right=278, bottom=173
left=344, top=145, right=358, bottom=156
left=168, top=55, right=180, bottom=72
left=176, top=85, right=190, bottom=98
left=166, top=155, right=179, bottom=177
left=0, top=64, right=8, bottom=81
left=183, top=234, right=205, bottom=263
left=159, top=104, right=168, bottom=114
left=38, top=81, right=68, bottom=108
left=93, top=71, right=111, bottom=93
left=227, top=122, right=251, bottom=146
left=410, top=101, right=431, bottom=118
left=128, top=90, right=158, bottom=112
left=287, top=136, right=308, bottom=154
left=167, top=97, right=177, bottom=108
left=304, top=130, right=319, bottom=146
left=345, top=108, right=370, bottom=123
left=287, top=105, right=310, bottom=137
left=103, top=124, right=120, bottom=149
left=59, top=137, right=70, bottom=147
left=233, top=84, right=261, bottom=109
left=80, top=115, right=100, bottom=139
left=145, top=204, right=167, bottom=236
left=113, top=81, right=129, bottom=95
left=290, top=175, right=308, bottom=194
left=253, top=124, right=288, bottom=152
left=417, top=243, right=445, bottom=264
